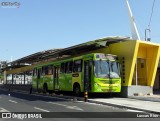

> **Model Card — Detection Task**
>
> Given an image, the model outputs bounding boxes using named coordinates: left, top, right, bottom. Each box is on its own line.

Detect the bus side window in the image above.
left=33, top=68, right=37, bottom=76
left=73, top=60, right=82, bottom=72
left=48, top=65, right=53, bottom=75
left=42, top=66, right=45, bottom=75
left=61, top=63, right=65, bottom=73
left=45, top=66, right=49, bottom=75
left=69, top=61, right=73, bottom=73
left=66, top=61, right=73, bottom=73
left=65, top=62, right=68, bottom=73
left=42, top=66, right=49, bottom=75
left=42, top=65, right=53, bottom=75
left=42, top=67, right=45, bottom=76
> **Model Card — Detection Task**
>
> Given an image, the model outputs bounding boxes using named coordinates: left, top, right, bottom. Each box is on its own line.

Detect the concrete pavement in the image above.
left=129, top=92, right=160, bottom=102
left=0, top=89, right=132, bottom=113
left=88, top=97, right=160, bottom=114
left=0, top=87, right=160, bottom=115
left=2, top=89, right=153, bottom=120
left=87, top=91, right=160, bottom=114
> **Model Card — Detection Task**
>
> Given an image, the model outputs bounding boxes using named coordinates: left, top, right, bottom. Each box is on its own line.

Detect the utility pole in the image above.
left=126, top=0, right=141, bottom=40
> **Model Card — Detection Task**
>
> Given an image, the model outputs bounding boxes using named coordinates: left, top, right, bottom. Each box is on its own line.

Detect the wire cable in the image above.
left=148, top=0, right=156, bottom=29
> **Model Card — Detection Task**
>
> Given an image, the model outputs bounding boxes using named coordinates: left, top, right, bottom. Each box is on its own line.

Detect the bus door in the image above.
left=53, top=66, right=59, bottom=91
left=37, top=68, right=41, bottom=90
left=84, top=60, right=92, bottom=92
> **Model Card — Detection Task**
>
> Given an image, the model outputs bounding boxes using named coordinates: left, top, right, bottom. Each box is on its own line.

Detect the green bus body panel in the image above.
left=32, top=76, right=37, bottom=89
left=32, top=53, right=121, bottom=93
left=59, top=73, right=72, bottom=91
left=43, top=75, right=53, bottom=90
left=72, top=72, right=83, bottom=91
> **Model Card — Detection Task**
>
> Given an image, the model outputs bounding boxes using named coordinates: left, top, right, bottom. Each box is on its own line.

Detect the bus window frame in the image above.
left=73, top=59, right=82, bottom=72
left=33, top=68, right=37, bottom=76
left=65, top=61, right=73, bottom=73
left=42, top=65, right=53, bottom=75
left=48, top=65, right=53, bottom=75
left=60, top=63, right=65, bottom=73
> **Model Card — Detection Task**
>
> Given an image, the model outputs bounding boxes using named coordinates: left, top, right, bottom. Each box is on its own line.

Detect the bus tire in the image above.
left=73, top=83, right=81, bottom=96
left=43, top=83, right=48, bottom=93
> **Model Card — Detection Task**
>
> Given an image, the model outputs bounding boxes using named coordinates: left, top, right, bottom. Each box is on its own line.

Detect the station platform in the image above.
left=88, top=92, right=160, bottom=114
left=129, top=91, right=160, bottom=102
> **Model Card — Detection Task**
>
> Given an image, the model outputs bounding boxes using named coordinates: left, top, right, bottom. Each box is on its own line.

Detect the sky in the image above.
left=0, top=0, right=159, bottom=61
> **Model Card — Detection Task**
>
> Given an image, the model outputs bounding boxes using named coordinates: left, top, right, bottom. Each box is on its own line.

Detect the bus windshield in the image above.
left=94, top=60, right=120, bottom=78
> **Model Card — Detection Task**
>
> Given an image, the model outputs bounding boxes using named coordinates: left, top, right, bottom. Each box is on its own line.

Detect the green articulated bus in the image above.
left=32, top=53, right=121, bottom=95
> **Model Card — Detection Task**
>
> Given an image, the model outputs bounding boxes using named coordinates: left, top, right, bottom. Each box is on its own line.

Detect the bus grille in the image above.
left=101, top=80, right=118, bottom=84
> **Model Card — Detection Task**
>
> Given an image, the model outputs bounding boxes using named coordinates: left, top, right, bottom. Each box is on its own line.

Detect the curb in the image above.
left=129, top=96, right=160, bottom=103
left=87, top=99, right=160, bottom=115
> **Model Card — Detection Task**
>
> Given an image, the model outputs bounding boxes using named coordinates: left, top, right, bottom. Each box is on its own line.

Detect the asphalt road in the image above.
left=0, top=89, right=159, bottom=121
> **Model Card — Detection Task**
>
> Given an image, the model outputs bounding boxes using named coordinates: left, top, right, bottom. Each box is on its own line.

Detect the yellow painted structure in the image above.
left=6, top=65, right=34, bottom=75
left=94, top=40, right=160, bottom=88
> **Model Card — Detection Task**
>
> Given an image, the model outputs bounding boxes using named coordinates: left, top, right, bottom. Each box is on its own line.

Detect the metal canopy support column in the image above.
left=24, top=72, right=26, bottom=85
left=12, top=74, right=14, bottom=84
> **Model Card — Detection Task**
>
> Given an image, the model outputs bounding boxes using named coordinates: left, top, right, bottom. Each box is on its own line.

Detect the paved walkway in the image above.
left=88, top=93, right=160, bottom=114
left=129, top=94, right=160, bottom=102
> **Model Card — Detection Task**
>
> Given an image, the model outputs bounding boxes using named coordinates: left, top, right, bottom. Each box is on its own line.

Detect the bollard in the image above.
left=84, top=91, right=88, bottom=102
